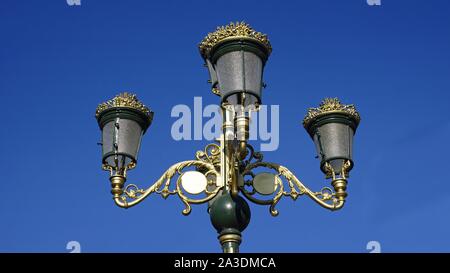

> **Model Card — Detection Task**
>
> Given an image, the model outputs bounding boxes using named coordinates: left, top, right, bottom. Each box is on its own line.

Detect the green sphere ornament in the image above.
left=209, top=193, right=251, bottom=234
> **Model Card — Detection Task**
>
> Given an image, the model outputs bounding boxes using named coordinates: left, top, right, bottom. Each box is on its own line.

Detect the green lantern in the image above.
left=199, top=22, right=272, bottom=107
left=96, top=93, right=153, bottom=173
left=303, top=98, right=360, bottom=175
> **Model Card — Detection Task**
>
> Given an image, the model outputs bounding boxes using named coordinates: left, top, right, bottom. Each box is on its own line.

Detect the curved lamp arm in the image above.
left=241, top=161, right=349, bottom=216
left=110, top=160, right=223, bottom=216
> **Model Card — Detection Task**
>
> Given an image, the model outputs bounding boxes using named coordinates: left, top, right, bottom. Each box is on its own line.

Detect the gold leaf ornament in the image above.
left=95, top=92, right=153, bottom=119
left=199, top=21, right=272, bottom=59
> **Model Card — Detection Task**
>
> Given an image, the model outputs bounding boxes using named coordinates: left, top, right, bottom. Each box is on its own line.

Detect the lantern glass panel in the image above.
left=215, top=50, right=263, bottom=106
left=313, top=122, right=354, bottom=174
left=101, top=118, right=143, bottom=169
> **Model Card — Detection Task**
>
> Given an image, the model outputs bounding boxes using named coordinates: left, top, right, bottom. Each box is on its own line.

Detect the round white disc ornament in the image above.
left=180, top=171, right=208, bottom=195
left=253, top=172, right=278, bottom=195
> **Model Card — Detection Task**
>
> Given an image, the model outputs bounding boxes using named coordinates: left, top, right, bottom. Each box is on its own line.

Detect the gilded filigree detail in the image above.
left=116, top=160, right=222, bottom=215
left=303, top=98, right=360, bottom=128
left=199, top=21, right=272, bottom=59
left=242, top=161, right=344, bottom=216
left=95, top=92, right=153, bottom=119
left=196, top=143, right=221, bottom=166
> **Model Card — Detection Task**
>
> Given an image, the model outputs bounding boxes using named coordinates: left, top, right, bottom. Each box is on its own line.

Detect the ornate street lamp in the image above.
left=95, top=22, right=361, bottom=253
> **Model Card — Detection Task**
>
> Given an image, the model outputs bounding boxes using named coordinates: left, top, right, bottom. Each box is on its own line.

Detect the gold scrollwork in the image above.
left=103, top=161, right=136, bottom=177
left=124, top=184, right=145, bottom=199
left=241, top=162, right=345, bottom=216
left=115, top=160, right=223, bottom=216
left=243, top=144, right=264, bottom=166
left=196, top=143, right=221, bottom=166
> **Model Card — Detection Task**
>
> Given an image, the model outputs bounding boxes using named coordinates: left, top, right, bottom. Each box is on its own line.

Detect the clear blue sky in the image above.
left=1, top=0, right=450, bottom=253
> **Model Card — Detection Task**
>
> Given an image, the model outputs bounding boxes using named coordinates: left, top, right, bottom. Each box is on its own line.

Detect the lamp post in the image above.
left=95, top=22, right=360, bottom=253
